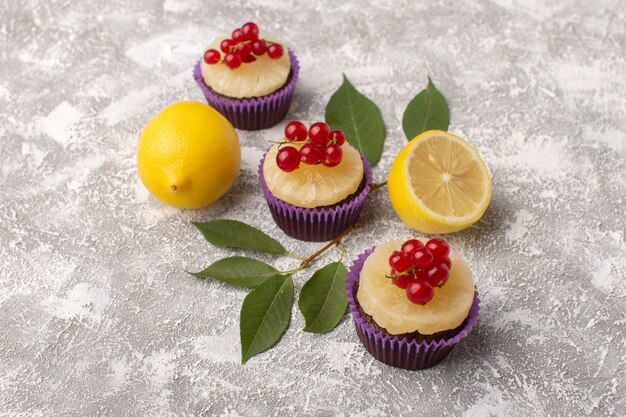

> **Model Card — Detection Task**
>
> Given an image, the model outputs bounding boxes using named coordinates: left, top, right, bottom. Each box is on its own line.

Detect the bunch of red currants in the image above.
left=388, top=238, right=452, bottom=304
left=276, top=121, right=346, bottom=172
left=203, top=22, right=284, bottom=70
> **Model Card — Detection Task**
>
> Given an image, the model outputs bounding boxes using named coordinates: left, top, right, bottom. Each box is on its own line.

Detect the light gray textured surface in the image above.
left=1, top=0, right=625, bottom=415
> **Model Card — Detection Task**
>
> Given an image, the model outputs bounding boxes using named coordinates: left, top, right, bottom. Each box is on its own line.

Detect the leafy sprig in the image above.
left=190, top=220, right=350, bottom=363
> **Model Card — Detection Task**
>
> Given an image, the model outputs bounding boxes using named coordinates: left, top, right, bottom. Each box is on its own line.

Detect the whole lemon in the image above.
left=137, top=101, right=240, bottom=209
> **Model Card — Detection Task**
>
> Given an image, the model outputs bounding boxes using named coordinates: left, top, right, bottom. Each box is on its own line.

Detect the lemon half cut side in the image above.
left=388, top=130, right=492, bottom=234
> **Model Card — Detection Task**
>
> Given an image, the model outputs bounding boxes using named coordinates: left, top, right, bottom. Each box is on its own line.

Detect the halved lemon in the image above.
left=388, top=130, right=492, bottom=234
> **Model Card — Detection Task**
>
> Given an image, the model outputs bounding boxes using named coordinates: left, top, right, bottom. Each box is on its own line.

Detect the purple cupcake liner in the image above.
left=347, top=247, right=480, bottom=370
left=193, top=49, right=299, bottom=130
left=258, top=151, right=373, bottom=242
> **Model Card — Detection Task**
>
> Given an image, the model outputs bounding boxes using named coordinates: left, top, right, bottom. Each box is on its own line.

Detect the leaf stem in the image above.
left=280, top=267, right=303, bottom=275
left=285, top=252, right=307, bottom=261
left=337, top=242, right=345, bottom=263
left=370, top=181, right=387, bottom=192
left=299, top=225, right=353, bottom=269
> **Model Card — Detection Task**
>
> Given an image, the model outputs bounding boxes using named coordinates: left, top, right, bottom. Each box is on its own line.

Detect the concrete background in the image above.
left=0, top=0, right=624, bottom=415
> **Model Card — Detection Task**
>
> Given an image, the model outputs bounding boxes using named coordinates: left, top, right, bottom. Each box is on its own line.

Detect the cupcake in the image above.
left=193, top=22, right=299, bottom=130
left=259, top=120, right=372, bottom=242
left=346, top=238, right=480, bottom=370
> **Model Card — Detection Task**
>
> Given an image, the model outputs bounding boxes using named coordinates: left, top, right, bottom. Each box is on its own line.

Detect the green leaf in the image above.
left=192, top=220, right=287, bottom=255
left=298, top=262, right=348, bottom=334
left=325, top=74, right=385, bottom=166
left=190, top=257, right=281, bottom=288
left=240, top=275, right=294, bottom=363
left=402, top=76, right=450, bottom=141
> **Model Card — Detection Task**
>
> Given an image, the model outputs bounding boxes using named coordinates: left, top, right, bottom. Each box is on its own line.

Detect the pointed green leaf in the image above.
left=402, top=77, right=450, bottom=141
left=298, top=262, right=348, bottom=334
left=190, top=257, right=281, bottom=287
left=192, top=220, right=287, bottom=255
left=325, top=74, right=385, bottom=166
left=240, top=275, right=294, bottom=363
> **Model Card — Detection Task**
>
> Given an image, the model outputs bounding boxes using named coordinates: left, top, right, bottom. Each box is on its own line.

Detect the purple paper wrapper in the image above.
left=346, top=247, right=480, bottom=370
left=193, top=49, right=299, bottom=131
left=258, top=151, right=373, bottom=242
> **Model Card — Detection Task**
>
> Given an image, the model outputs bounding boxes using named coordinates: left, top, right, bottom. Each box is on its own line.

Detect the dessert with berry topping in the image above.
left=193, top=22, right=299, bottom=130
left=259, top=121, right=372, bottom=242
left=346, top=238, right=480, bottom=370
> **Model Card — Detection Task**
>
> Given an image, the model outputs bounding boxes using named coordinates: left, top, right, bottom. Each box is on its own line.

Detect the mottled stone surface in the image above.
left=1, top=0, right=624, bottom=415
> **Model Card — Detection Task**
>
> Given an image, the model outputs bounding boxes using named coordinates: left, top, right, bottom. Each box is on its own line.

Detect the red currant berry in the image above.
left=388, top=251, right=412, bottom=273
left=329, top=129, right=345, bottom=146
left=224, top=52, right=242, bottom=69
left=235, top=42, right=252, bottom=59
left=204, top=49, right=220, bottom=64
left=220, top=39, right=234, bottom=53
left=267, top=43, right=284, bottom=59
left=406, top=281, right=434, bottom=304
left=440, top=257, right=451, bottom=269
left=322, top=144, right=343, bottom=167
left=251, top=39, right=268, bottom=55
left=299, top=143, right=323, bottom=165
left=231, top=28, right=244, bottom=43
left=424, top=263, right=449, bottom=287
left=401, top=239, right=424, bottom=255
left=241, top=22, right=259, bottom=41
left=276, top=146, right=301, bottom=172
left=309, top=122, right=331, bottom=145
left=412, top=248, right=434, bottom=268
left=284, top=120, right=308, bottom=142
left=426, top=238, right=450, bottom=259
left=391, top=270, right=415, bottom=289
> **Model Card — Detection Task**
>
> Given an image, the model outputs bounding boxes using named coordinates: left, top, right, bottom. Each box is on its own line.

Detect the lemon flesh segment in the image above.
left=388, top=130, right=491, bottom=233
left=263, top=142, right=364, bottom=208
left=356, top=240, right=475, bottom=335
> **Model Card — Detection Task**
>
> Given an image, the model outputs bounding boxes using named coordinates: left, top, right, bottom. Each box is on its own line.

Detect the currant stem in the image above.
left=299, top=225, right=353, bottom=269
left=385, top=265, right=416, bottom=279
left=269, top=139, right=291, bottom=146
left=370, top=181, right=387, bottom=192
